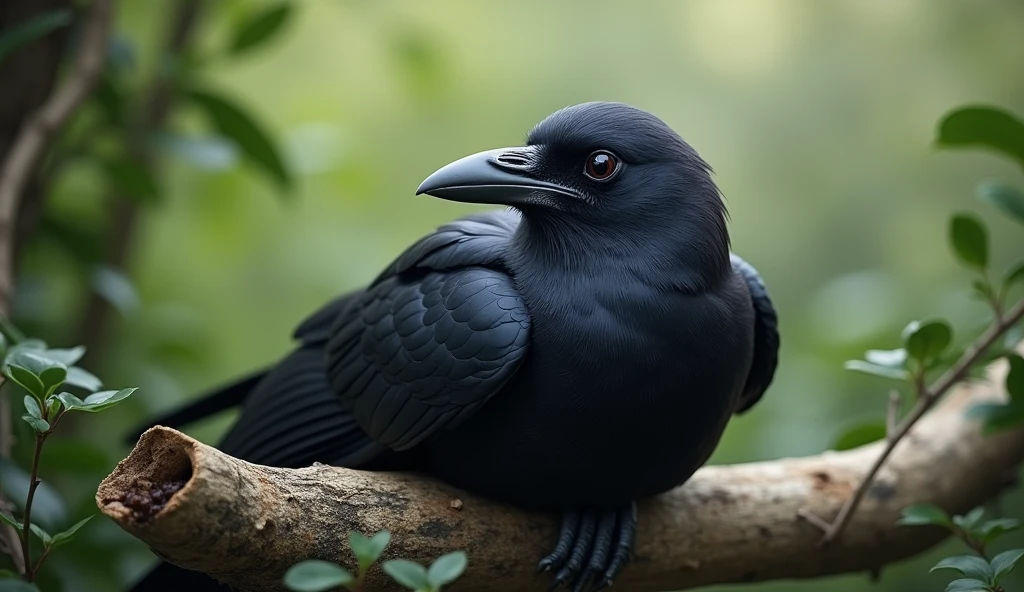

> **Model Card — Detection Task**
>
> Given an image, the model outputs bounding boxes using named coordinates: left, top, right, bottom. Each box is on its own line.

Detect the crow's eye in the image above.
left=583, top=150, right=620, bottom=181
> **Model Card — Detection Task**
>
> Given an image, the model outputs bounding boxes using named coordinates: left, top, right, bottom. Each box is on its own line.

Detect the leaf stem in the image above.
left=810, top=297, right=1024, bottom=544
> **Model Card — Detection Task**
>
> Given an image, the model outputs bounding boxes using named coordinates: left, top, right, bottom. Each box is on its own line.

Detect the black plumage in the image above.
left=129, top=102, right=779, bottom=592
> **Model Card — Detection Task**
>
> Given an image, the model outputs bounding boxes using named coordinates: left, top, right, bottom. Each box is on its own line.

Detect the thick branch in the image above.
left=0, top=0, right=112, bottom=314
left=97, top=359, right=1023, bottom=592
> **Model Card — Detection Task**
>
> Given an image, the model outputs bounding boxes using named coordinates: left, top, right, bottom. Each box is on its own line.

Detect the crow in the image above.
left=128, top=101, right=779, bottom=592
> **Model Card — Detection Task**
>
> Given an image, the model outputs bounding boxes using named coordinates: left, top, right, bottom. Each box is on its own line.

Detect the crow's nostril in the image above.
left=495, top=151, right=531, bottom=167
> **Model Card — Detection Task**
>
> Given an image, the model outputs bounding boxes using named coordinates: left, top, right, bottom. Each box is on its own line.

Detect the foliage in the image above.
left=837, top=104, right=1024, bottom=449
left=899, top=504, right=1022, bottom=592
left=0, top=2, right=1022, bottom=591
left=836, top=104, right=1024, bottom=589
left=283, top=529, right=467, bottom=592
left=0, top=324, right=137, bottom=586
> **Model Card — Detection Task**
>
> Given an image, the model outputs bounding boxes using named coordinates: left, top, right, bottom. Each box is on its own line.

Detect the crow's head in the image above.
left=416, top=102, right=726, bottom=233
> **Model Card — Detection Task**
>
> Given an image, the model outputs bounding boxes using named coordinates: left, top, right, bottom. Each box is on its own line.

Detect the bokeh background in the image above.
left=6, top=0, right=1024, bottom=590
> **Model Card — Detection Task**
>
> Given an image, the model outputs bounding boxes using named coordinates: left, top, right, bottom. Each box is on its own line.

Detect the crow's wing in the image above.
left=215, top=209, right=528, bottom=464
left=325, top=209, right=530, bottom=451
left=730, top=253, right=780, bottom=414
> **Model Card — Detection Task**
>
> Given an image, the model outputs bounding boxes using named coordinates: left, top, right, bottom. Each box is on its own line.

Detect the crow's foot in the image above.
left=537, top=502, right=637, bottom=592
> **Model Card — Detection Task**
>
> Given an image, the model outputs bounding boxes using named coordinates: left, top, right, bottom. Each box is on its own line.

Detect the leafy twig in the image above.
left=806, top=297, right=1024, bottom=544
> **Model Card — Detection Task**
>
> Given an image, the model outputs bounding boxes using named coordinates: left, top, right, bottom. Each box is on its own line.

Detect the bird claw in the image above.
left=538, top=503, right=637, bottom=592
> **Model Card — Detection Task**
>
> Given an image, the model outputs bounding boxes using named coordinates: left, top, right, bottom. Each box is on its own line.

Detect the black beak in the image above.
left=416, top=146, right=578, bottom=206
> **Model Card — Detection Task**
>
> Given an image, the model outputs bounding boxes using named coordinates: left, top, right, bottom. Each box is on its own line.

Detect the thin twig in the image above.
left=0, top=0, right=113, bottom=315
left=804, top=297, right=1024, bottom=544
left=20, top=432, right=46, bottom=580
left=886, top=390, right=900, bottom=441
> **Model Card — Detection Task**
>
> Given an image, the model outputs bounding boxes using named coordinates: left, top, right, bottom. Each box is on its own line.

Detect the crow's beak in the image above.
left=416, top=146, right=578, bottom=206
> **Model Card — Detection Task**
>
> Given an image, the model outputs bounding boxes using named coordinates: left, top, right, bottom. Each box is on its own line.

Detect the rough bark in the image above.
left=96, top=358, right=1024, bottom=592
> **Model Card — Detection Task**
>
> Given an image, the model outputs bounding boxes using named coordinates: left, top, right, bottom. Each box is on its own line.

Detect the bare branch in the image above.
left=97, top=357, right=1024, bottom=592
left=0, top=0, right=113, bottom=315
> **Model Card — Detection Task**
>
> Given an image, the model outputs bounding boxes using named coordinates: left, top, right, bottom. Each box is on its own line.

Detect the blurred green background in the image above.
left=6, top=0, right=1024, bottom=590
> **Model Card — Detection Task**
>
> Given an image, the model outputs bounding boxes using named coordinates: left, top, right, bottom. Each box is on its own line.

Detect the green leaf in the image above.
left=937, top=105, right=1024, bottom=171
left=427, top=551, right=467, bottom=588
left=1007, top=355, right=1024, bottom=400
left=41, top=347, right=84, bottom=366
left=44, top=397, right=60, bottom=420
left=23, top=395, right=40, bottom=419
left=897, top=504, right=953, bottom=528
left=64, top=366, right=102, bottom=392
left=843, top=360, right=909, bottom=381
left=991, top=548, right=1024, bottom=582
left=949, top=214, right=989, bottom=271
left=90, top=266, right=139, bottom=315
left=978, top=182, right=1024, bottom=225
left=350, top=530, right=390, bottom=572
left=29, top=523, right=51, bottom=547
left=953, top=507, right=986, bottom=531
left=0, top=579, right=41, bottom=591
left=1005, top=263, right=1024, bottom=291
left=229, top=3, right=293, bottom=55
left=0, top=511, right=22, bottom=532
left=969, top=402, right=1024, bottom=434
left=56, top=387, right=137, bottom=413
left=283, top=560, right=353, bottom=592
left=382, top=559, right=430, bottom=591
left=157, top=134, right=238, bottom=170
left=945, top=578, right=992, bottom=592
left=0, top=9, right=72, bottom=66
left=864, top=348, right=907, bottom=368
left=905, top=319, right=953, bottom=363
left=931, top=555, right=994, bottom=582
left=5, top=350, right=67, bottom=398
left=978, top=518, right=1019, bottom=544
left=49, top=515, right=93, bottom=548
left=972, top=279, right=997, bottom=303
left=94, top=74, right=125, bottom=125
left=832, top=421, right=886, bottom=451
left=22, top=415, right=49, bottom=433
left=104, top=158, right=160, bottom=202
left=185, top=89, right=292, bottom=191
left=4, top=362, right=43, bottom=398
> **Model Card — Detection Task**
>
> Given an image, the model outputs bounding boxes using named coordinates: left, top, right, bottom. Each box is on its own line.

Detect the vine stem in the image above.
left=805, top=297, right=1024, bottom=545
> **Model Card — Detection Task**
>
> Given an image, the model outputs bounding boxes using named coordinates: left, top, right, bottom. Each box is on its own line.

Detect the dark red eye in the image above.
left=584, top=150, right=619, bottom=181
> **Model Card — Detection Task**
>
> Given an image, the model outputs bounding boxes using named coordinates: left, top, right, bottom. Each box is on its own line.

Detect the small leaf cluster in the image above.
left=899, top=505, right=1022, bottom=592
left=2, top=339, right=135, bottom=434
left=284, top=530, right=467, bottom=592
left=0, top=328, right=138, bottom=586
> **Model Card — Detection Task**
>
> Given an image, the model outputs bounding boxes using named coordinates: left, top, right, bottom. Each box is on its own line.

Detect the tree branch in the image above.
left=97, top=357, right=1024, bottom=592
left=0, top=0, right=113, bottom=314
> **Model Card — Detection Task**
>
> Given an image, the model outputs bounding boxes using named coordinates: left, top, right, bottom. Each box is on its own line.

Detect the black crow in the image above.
left=128, top=101, right=779, bottom=592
